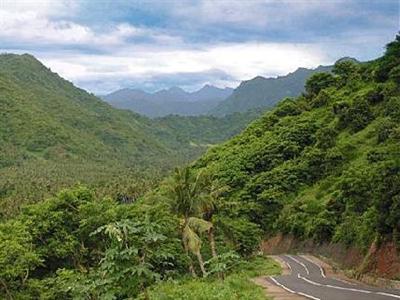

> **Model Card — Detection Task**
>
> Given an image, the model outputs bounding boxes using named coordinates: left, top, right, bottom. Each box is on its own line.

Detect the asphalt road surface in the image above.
left=267, top=255, right=400, bottom=300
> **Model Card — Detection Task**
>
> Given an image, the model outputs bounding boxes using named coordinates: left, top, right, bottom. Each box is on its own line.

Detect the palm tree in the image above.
left=183, top=217, right=212, bottom=277
left=200, top=180, right=230, bottom=281
left=168, top=167, right=212, bottom=277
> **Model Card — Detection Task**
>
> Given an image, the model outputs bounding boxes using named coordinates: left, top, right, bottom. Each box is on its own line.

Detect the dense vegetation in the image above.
left=1, top=35, right=399, bottom=299
left=192, top=36, right=400, bottom=253
left=0, top=54, right=254, bottom=217
left=0, top=174, right=278, bottom=298
left=154, top=110, right=261, bottom=146
left=0, top=55, right=265, bottom=298
left=211, top=64, right=332, bottom=116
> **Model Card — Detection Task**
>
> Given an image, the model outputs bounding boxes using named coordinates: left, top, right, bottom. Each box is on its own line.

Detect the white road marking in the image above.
left=287, top=255, right=310, bottom=275
left=269, top=276, right=296, bottom=293
left=285, top=260, right=292, bottom=271
left=298, top=274, right=400, bottom=299
left=332, top=277, right=357, bottom=286
left=299, top=274, right=371, bottom=294
left=300, top=255, right=357, bottom=285
left=377, top=292, right=400, bottom=299
left=301, top=255, right=326, bottom=278
left=269, top=276, right=321, bottom=300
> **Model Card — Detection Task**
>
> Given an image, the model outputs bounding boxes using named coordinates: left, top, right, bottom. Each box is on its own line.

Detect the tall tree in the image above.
left=201, top=179, right=230, bottom=259
left=168, top=167, right=213, bottom=277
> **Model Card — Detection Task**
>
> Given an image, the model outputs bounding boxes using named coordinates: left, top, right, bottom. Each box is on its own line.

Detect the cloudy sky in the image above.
left=0, top=0, right=398, bottom=94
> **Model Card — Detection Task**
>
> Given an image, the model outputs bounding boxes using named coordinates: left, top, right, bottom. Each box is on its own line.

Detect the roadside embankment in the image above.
left=261, top=234, right=400, bottom=288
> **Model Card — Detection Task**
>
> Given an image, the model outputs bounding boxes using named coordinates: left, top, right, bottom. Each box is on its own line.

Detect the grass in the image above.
left=147, top=256, right=281, bottom=300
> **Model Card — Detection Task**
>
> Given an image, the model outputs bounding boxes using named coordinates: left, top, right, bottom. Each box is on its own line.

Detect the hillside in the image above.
left=0, top=54, right=248, bottom=216
left=154, top=109, right=261, bottom=145
left=211, top=65, right=332, bottom=116
left=1, top=36, right=399, bottom=300
left=103, top=85, right=233, bottom=117
left=190, top=37, right=400, bottom=275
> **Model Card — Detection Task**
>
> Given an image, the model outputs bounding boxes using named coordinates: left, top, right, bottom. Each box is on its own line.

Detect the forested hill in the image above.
left=0, top=54, right=253, bottom=216
left=211, top=64, right=332, bottom=116
left=1, top=36, right=399, bottom=300
left=191, top=36, right=400, bottom=261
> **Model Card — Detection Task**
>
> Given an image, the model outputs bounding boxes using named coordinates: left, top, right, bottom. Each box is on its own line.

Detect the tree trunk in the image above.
left=196, top=251, right=207, bottom=277
left=208, top=228, right=217, bottom=258
left=0, top=279, right=13, bottom=300
left=183, top=241, right=197, bottom=278
left=143, top=287, right=149, bottom=300
left=208, top=227, right=224, bottom=279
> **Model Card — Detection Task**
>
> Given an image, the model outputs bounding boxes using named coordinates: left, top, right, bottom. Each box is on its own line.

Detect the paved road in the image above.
left=267, top=255, right=400, bottom=300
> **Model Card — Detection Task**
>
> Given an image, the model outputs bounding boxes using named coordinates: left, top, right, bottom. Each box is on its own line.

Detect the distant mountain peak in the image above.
left=103, top=84, right=234, bottom=117
left=167, top=86, right=185, bottom=92
left=211, top=63, right=333, bottom=116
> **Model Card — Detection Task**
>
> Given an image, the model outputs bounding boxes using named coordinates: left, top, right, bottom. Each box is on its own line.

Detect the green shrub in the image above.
left=274, top=98, right=302, bottom=117
left=305, top=72, right=336, bottom=97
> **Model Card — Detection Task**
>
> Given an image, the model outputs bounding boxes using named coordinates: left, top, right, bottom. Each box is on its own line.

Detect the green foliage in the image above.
left=0, top=54, right=255, bottom=217
left=333, top=59, right=361, bottom=86
left=88, top=219, right=175, bottom=298
left=2, top=33, right=400, bottom=299
left=305, top=72, right=336, bottom=97
left=334, top=97, right=374, bottom=132
left=375, top=34, right=400, bottom=82
left=0, top=220, right=42, bottom=298
left=148, top=256, right=280, bottom=300
left=0, top=186, right=185, bottom=298
left=154, top=110, right=261, bottom=146
left=188, top=35, right=400, bottom=255
left=217, top=216, right=262, bottom=256
left=274, top=98, right=303, bottom=117
left=204, top=251, right=240, bottom=277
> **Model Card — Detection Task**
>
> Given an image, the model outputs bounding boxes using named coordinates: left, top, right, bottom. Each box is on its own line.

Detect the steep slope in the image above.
left=211, top=65, right=332, bottom=116
left=0, top=54, right=180, bottom=214
left=103, top=85, right=233, bottom=117
left=0, top=54, right=252, bottom=216
left=154, top=109, right=261, bottom=146
left=191, top=37, right=400, bottom=277
left=0, top=54, right=171, bottom=164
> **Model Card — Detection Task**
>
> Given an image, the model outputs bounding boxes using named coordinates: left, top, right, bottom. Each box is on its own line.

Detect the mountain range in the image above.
left=102, top=85, right=233, bottom=117
left=104, top=65, right=333, bottom=117
left=210, top=65, right=332, bottom=115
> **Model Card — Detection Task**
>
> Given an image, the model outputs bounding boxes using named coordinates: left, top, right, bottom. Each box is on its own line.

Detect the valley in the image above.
left=0, top=1, right=398, bottom=298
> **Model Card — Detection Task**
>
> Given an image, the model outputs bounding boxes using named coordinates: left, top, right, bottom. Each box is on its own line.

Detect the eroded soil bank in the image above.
left=261, top=234, right=400, bottom=286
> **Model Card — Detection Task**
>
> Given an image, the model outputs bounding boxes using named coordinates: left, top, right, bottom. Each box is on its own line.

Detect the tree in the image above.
left=333, top=59, right=360, bottom=86
left=167, top=167, right=214, bottom=277
left=91, top=219, right=173, bottom=299
left=305, top=72, right=336, bottom=97
left=375, top=33, right=400, bottom=82
left=201, top=180, right=229, bottom=259
left=0, top=221, right=41, bottom=299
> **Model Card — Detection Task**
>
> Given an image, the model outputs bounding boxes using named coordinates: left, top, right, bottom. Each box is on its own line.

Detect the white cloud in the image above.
left=38, top=42, right=328, bottom=94
left=0, top=1, right=182, bottom=48
left=0, top=0, right=78, bottom=17
left=0, top=0, right=395, bottom=94
left=0, top=10, right=162, bottom=47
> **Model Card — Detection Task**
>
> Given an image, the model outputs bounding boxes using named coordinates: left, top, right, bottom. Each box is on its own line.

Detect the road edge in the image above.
left=252, top=255, right=307, bottom=299
left=303, top=254, right=400, bottom=290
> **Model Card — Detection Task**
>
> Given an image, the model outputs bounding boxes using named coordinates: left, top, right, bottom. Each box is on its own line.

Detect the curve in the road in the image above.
left=268, top=255, right=400, bottom=300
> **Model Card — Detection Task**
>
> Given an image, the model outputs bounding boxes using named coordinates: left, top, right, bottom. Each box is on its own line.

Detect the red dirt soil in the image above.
left=261, top=234, right=400, bottom=280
